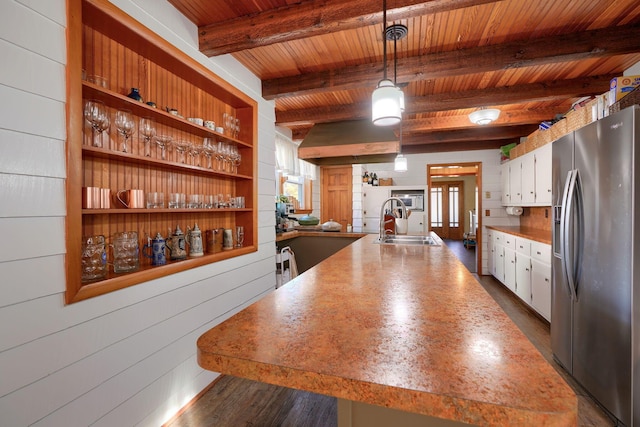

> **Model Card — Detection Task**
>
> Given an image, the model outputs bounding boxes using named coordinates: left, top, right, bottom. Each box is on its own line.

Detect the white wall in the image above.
left=356, top=150, right=517, bottom=274
left=0, top=1, right=277, bottom=426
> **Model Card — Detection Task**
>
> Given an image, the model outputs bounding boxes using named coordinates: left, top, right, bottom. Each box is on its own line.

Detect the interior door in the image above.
left=320, top=166, right=353, bottom=231
left=430, top=181, right=464, bottom=239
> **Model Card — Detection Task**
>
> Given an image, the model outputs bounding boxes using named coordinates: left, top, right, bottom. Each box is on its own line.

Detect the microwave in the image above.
left=390, top=190, right=424, bottom=212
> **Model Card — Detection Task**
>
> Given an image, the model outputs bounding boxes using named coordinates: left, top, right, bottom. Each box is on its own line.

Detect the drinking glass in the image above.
left=189, top=143, right=202, bottom=167
left=155, top=134, right=172, bottom=160
left=115, top=109, right=135, bottom=153
left=140, top=117, right=156, bottom=156
left=235, top=226, right=244, bottom=248
left=84, top=100, right=109, bottom=147
left=174, top=140, right=190, bottom=164
left=81, top=235, right=107, bottom=281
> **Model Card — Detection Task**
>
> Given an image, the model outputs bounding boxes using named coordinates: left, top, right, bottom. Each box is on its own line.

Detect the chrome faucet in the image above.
left=379, top=197, right=407, bottom=241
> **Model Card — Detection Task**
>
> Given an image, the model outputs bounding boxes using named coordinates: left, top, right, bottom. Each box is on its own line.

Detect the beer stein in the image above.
left=186, top=223, right=204, bottom=257
left=143, top=232, right=167, bottom=266
left=206, top=228, right=223, bottom=254
left=166, top=225, right=187, bottom=260
left=112, top=231, right=140, bottom=273
left=81, top=235, right=107, bottom=281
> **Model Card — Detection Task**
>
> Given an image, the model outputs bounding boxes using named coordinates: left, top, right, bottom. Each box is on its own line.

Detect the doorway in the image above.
left=430, top=180, right=464, bottom=240
left=320, top=166, right=353, bottom=231
left=427, top=163, right=483, bottom=274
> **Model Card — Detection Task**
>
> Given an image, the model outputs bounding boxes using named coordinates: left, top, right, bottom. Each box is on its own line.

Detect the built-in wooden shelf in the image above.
left=65, top=0, right=258, bottom=304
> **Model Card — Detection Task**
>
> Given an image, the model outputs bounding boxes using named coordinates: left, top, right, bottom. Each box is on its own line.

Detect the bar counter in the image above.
left=197, top=234, right=576, bottom=426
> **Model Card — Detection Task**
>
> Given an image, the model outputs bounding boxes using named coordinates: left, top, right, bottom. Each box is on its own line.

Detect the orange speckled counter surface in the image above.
left=486, top=225, right=552, bottom=245
left=197, top=234, right=576, bottom=426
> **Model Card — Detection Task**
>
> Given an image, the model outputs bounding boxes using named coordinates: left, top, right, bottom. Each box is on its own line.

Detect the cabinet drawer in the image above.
left=531, top=241, right=551, bottom=263
left=502, top=233, right=516, bottom=250
left=515, top=237, right=531, bottom=256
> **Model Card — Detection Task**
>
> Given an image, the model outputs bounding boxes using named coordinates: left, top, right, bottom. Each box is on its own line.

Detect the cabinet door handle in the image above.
left=536, top=251, right=542, bottom=255
left=545, top=278, right=550, bottom=282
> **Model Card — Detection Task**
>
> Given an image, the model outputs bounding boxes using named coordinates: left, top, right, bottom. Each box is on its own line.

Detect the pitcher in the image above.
left=186, top=223, right=204, bottom=257
left=166, top=225, right=187, bottom=260
left=143, top=232, right=167, bottom=266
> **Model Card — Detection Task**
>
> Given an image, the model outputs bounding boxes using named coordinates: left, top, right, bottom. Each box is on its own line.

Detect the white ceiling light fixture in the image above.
left=372, top=0, right=407, bottom=127
left=394, top=122, right=407, bottom=172
left=469, top=108, right=501, bottom=125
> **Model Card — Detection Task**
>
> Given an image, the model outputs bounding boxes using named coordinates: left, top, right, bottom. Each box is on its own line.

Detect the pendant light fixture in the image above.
left=372, top=0, right=406, bottom=126
left=394, top=122, right=407, bottom=172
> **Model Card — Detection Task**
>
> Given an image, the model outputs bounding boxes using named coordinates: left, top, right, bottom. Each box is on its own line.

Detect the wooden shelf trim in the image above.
left=82, top=145, right=253, bottom=179
left=83, top=82, right=252, bottom=147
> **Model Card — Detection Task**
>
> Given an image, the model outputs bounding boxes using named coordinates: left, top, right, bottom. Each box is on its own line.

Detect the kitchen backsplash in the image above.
left=520, top=207, right=552, bottom=232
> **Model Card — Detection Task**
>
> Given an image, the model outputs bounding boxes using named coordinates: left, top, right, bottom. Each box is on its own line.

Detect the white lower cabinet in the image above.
left=490, top=230, right=551, bottom=322
left=530, top=242, right=552, bottom=322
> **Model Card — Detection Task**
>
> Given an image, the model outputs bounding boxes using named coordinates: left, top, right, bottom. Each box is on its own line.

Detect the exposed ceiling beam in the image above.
left=276, top=74, right=613, bottom=127
left=401, top=124, right=538, bottom=145
left=197, top=0, right=501, bottom=56
left=402, top=139, right=509, bottom=153
left=290, top=109, right=559, bottom=140
left=263, top=24, right=640, bottom=99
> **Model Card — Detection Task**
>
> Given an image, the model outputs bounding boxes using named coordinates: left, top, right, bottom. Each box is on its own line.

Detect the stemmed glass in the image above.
left=84, top=100, right=109, bottom=147
left=174, top=140, right=191, bottom=164
left=115, top=109, right=135, bottom=153
left=155, top=135, right=172, bottom=160
left=203, top=138, right=216, bottom=169
left=216, top=141, right=226, bottom=171
left=139, top=117, right=156, bottom=157
left=230, top=145, right=242, bottom=173
left=188, top=143, right=202, bottom=167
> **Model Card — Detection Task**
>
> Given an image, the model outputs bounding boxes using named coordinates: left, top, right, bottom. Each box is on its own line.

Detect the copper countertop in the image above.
left=486, top=225, right=552, bottom=245
left=197, top=234, right=576, bottom=426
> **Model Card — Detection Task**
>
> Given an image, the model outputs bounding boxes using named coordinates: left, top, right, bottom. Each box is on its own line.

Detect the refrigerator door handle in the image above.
left=562, top=169, right=580, bottom=301
left=563, top=169, right=579, bottom=301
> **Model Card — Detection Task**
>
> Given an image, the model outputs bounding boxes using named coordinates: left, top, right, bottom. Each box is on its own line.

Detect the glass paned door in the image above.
left=430, top=181, right=464, bottom=239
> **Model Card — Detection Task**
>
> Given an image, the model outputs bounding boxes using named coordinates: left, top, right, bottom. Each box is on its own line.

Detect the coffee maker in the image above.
left=275, top=202, right=294, bottom=233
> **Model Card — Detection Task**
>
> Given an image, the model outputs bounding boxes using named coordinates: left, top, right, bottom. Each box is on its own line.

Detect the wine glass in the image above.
left=115, top=109, right=135, bottom=153
left=174, top=140, right=190, bottom=164
left=230, top=145, right=242, bottom=173
left=84, top=100, right=108, bottom=147
left=155, top=134, right=172, bottom=160
left=202, top=138, right=215, bottom=169
left=188, top=143, right=202, bottom=167
left=139, top=117, right=156, bottom=157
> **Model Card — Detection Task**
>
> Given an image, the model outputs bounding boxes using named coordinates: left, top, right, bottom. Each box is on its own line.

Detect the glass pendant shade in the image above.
left=372, top=79, right=403, bottom=126
left=394, top=153, right=408, bottom=172
left=469, top=108, right=500, bottom=125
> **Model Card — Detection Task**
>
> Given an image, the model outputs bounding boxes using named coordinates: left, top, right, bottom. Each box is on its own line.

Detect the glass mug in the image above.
left=111, top=231, right=140, bottom=273
left=81, top=235, right=107, bottom=282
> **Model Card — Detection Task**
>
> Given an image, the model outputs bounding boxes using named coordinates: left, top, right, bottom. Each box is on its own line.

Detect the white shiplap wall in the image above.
left=356, top=150, right=518, bottom=274
left=0, top=1, right=277, bottom=426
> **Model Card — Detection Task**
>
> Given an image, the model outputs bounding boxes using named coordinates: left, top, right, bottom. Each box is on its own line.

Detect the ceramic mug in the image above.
left=117, top=189, right=145, bottom=208
left=143, top=234, right=166, bottom=266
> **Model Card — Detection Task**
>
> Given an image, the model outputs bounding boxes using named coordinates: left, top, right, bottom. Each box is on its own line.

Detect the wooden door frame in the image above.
left=427, top=162, right=483, bottom=275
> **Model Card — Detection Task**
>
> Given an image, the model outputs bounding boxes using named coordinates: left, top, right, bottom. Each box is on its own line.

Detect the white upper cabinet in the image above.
left=501, top=143, right=552, bottom=207
left=534, top=143, right=552, bottom=205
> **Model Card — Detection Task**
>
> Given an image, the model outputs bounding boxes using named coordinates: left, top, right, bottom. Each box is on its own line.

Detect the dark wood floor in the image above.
left=167, top=274, right=617, bottom=427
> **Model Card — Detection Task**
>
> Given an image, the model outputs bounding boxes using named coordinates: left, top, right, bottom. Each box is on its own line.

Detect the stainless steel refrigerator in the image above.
left=551, top=105, right=639, bottom=426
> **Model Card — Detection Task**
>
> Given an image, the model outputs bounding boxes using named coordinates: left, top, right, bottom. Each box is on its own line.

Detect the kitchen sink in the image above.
left=375, top=233, right=442, bottom=246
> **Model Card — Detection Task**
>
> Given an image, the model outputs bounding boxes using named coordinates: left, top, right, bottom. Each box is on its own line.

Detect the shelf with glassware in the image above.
left=66, top=0, right=258, bottom=303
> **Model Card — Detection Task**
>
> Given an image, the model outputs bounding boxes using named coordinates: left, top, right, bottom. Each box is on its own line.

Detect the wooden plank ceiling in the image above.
left=168, top=0, right=640, bottom=158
